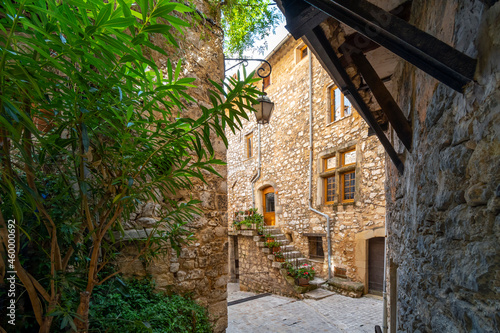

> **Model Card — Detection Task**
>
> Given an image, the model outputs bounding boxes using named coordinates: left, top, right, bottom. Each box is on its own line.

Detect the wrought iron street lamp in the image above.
left=225, top=56, right=276, bottom=208
left=253, top=94, right=274, bottom=124
left=225, top=57, right=275, bottom=124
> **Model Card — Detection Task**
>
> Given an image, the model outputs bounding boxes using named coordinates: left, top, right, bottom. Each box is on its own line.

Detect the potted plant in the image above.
left=295, top=263, right=316, bottom=286
left=265, top=233, right=275, bottom=244
left=265, top=240, right=281, bottom=253
left=232, top=220, right=241, bottom=230
left=274, top=251, right=285, bottom=262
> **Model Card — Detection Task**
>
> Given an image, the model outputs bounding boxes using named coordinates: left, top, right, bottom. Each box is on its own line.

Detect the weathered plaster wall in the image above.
left=117, top=4, right=229, bottom=332
left=386, top=1, right=500, bottom=331
left=227, top=35, right=386, bottom=289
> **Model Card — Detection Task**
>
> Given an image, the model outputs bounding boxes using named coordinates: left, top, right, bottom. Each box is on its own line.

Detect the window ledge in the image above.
left=308, top=258, right=325, bottom=263
left=321, top=201, right=355, bottom=207
left=326, top=114, right=352, bottom=127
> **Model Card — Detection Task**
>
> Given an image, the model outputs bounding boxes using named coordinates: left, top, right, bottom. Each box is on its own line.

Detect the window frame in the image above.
left=245, top=132, right=253, bottom=159
left=341, top=149, right=356, bottom=167
left=341, top=170, right=355, bottom=203
left=308, top=235, right=325, bottom=260
left=324, top=155, right=336, bottom=172
left=328, top=85, right=353, bottom=123
left=324, top=175, right=336, bottom=204
left=320, top=147, right=357, bottom=205
left=300, top=45, right=308, bottom=60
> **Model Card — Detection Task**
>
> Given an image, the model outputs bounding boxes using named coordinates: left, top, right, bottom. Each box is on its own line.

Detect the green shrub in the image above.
left=89, top=278, right=212, bottom=333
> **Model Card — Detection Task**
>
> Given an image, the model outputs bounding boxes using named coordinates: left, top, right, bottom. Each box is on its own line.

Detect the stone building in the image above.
left=118, top=2, right=230, bottom=332
left=227, top=33, right=388, bottom=296
left=273, top=0, right=500, bottom=332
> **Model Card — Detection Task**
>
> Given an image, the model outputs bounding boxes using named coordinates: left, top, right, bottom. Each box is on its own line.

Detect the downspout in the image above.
left=251, top=123, right=261, bottom=208
left=382, top=214, right=388, bottom=333
left=307, top=48, right=332, bottom=280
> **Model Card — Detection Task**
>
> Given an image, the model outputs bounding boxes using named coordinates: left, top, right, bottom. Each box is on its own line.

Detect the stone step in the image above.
left=310, top=277, right=327, bottom=287
left=285, top=257, right=307, bottom=265
left=272, top=233, right=287, bottom=240
left=263, top=228, right=281, bottom=235
left=280, top=244, right=295, bottom=251
left=281, top=250, right=301, bottom=258
left=303, top=288, right=335, bottom=300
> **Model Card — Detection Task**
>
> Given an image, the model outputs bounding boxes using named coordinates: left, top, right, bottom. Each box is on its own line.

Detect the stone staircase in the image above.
left=232, top=224, right=360, bottom=298
left=252, top=226, right=325, bottom=293
left=257, top=226, right=308, bottom=266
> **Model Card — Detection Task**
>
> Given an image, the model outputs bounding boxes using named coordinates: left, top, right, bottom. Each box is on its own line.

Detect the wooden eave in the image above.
left=277, top=0, right=478, bottom=175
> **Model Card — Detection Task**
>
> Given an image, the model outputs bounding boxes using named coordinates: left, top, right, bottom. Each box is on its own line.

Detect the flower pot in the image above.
left=266, top=238, right=274, bottom=243
left=272, top=246, right=281, bottom=254
left=276, top=258, right=285, bottom=262
left=296, top=278, right=309, bottom=286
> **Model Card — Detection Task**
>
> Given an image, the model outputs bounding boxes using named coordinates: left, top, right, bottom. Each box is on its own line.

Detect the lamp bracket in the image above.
left=224, top=57, right=272, bottom=79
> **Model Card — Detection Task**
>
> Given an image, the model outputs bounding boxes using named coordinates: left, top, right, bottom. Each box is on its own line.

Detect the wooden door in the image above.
left=368, top=237, right=385, bottom=294
left=262, top=187, right=275, bottom=226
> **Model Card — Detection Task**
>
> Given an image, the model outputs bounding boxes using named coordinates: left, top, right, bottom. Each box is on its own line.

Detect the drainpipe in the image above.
left=382, top=214, right=388, bottom=333
left=251, top=123, right=261, bottom=208
left=307, top=48, right=332, bottom=280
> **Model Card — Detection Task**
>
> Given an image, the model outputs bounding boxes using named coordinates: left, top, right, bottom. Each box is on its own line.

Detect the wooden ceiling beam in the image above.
left=350, top=51, right=412, bottom=151
left=303, top=0, right=477, bottom=92
left=283, top=0, right=329, bottom=39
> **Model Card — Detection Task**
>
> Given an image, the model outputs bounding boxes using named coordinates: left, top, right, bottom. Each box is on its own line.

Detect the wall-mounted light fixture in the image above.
left=224, top=57, right=275, bottom=124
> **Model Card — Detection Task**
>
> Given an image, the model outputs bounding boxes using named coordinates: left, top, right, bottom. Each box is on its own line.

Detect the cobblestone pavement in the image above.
left=227, top=283, right=383, bottom=333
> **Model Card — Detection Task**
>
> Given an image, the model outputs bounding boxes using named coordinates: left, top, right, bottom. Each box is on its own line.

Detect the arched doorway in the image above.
left=262, top=186, right=275, bottom=225
left=368, top=237, right=385, bottom=295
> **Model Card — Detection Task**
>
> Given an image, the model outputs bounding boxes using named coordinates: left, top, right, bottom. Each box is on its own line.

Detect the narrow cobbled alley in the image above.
left=227, top=283, right=383, bottom=332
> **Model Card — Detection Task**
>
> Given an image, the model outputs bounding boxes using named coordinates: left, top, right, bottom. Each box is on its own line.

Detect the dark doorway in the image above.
left=368, top=237, right=385, bottom=294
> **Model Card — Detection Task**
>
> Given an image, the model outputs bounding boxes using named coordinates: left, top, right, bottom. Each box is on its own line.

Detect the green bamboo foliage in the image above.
left=0, top=0, right=261, bottom=331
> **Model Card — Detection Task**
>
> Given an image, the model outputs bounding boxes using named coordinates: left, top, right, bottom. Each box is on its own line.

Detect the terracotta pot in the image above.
left=276, top=258, right=285, bottom=262
left=266, top=238, right=274, bottom=243
left=296, top=278, right=309, bottom=286
left=272, top=246, right=281, bottom=254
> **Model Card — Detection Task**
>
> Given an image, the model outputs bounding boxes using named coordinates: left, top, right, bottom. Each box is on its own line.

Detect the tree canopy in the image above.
left=0, top=0, right=260, bottom=331
left=213, top=0, right=283, bottom=56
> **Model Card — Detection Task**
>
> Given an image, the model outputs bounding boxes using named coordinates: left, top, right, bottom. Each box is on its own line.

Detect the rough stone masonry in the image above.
left=227, top=34, right=387, bottom=292
left=117, top=1, right=230, bottom=332
left=385, top=1, right=500, bottom=332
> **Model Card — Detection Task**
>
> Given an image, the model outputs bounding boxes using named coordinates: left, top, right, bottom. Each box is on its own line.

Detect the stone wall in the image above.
left=117, top=3, right=230, bottom=332
left=386, top=1, right=500, bottom=331
left=232, top=231, right=309, bottom=298
left=227, top=35, right=386, bottom=291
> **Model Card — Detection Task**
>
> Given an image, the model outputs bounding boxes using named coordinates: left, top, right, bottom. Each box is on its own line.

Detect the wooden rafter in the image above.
left=302, top=0, right=477, bottom=92
left=350, top=50, right=412, bottom=151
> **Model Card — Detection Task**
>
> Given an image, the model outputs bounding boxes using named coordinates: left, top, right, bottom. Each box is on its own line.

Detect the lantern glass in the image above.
left=253, top=95, right=274, bottom=124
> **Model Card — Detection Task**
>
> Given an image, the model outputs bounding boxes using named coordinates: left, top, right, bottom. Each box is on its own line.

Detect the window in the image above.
left=300, top=45, right=308, bottom=60
left=340, top=149, right=356, bottom=202
left=245, top=133, right=253, bottom=158
left=308, top=236, right=324, bottom=260
left=325, top=176, right=335, bottom=204
left=324, top=156, right=336, bottom=171
left=263, top=75, right=270, bottom=90
left=321, top=148, right=356, bottom=204
left=342, top=171, right=355, bottom=202
left=329, top=86, right=353, bottom=122
left=341, top=149, right=356, bottom=166
left=265, top=192, right=275, bottom=212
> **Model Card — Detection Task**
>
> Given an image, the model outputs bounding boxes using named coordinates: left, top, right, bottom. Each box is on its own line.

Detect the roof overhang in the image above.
left=276, top=0, right=478, bottom=174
